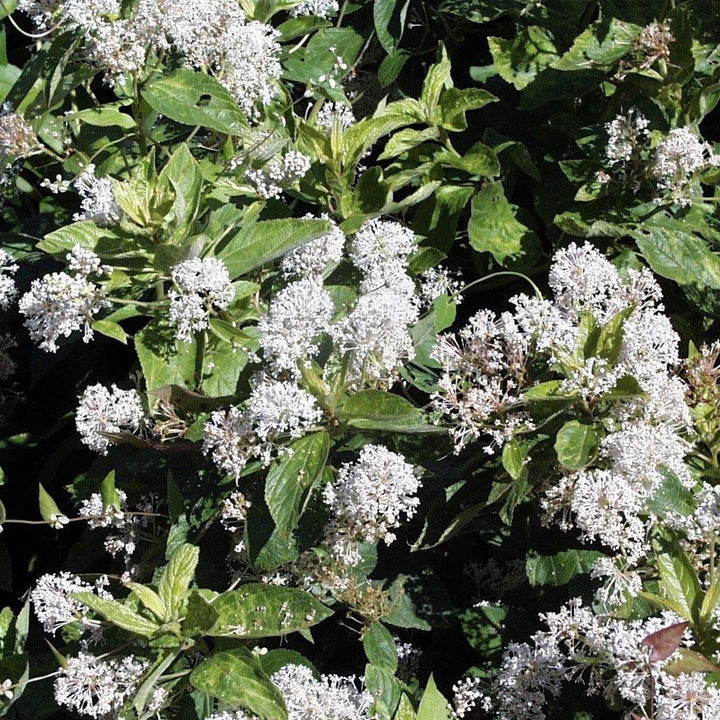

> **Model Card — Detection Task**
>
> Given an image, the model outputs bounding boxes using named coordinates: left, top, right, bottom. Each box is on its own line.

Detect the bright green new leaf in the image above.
left=158, top=543, right=200, bottom=620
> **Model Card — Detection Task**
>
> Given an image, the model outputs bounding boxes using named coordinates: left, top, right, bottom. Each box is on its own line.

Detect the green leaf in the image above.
left=595, top=306, right=634, bottom=364
left=217, top=218, right=333, bottom=279
left=374, top=0, right=412, bottom=53
left=664, top=648, right=719, bottom=675
left=68, top=106, right=135, bottom=128
left=190, top=649, right=287, bottom=720
left=468, top=181, right=536, bottom=265
left=501, top=441, right=530, bottom=480
left=338, top=391, right=425, bottom=431
left=37, top=220, right=125, bottom=258
left=158, top=543, right=199, bottom=620
left=38, top=484, right=65, bottom=525
left=208, top=584, right=332, bottom=638
left=99, top=470, right=122, bottom=514
left=363, top=622, right=398, bottom=672
left=657, top=553, right=701, bottom=620
left=183, top=591, right=220, bottom=636
left=125, top=583, right=166, bottom=621
left=551, top=18, right=641, bottom=71
left=72, top=593, right=159, bottom=637
left=417, top=675, right=451, bottom=720
left=633, top=225, right=720, bottom=289
left=142, top=68, right=247, bottom=134
left=158, top=144, right=203, bottom=242
left=135, top=320, right=196, bottom=391
left=526, top=549, right=605, bottom=587
left=394, top=694, right=417, bottom=720
left=646, top=468, right=696, bottom=519
left=554, top=421, right=598, bottom=471
left=91, top=320, right=128, bottom=344
left=366, top=664, right=402, bottom=719
left=265, top=431, right=330, bottom=539
left=488, top=26, right=558, bottom=90
left=421, top=44, right=453, bottom=122
left=439, top=88, right=497, bottom=131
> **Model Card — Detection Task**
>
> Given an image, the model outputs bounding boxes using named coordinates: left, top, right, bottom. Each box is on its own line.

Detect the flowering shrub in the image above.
left=1, top=0, right=720, bottom=719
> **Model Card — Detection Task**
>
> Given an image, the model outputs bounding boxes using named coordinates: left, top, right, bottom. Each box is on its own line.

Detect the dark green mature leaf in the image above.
left=265, top=431, right=330, bottom=539
left=633, top=226, right=720, bottom=289
left=468, top=181, right=536, bottom=264
left=646, top=468, right=696, bottom=518
left=217, top=218, right=333, bottom=279
left=338, top=390, right=425, bottom=431
left=366, top=664, right=402, bottom=719
left=190, top=649, right=287, bottom=720
left=554, top=421, right=598, bottom=471
left=374, top=0, right=412, bottom=53
left=363, top=622, right=398, bottom=672
left=526, top=549, right=605, bottom=586
left=142, top=69, right=247, bottom=133
left=208, top=584, right=332, bottom=638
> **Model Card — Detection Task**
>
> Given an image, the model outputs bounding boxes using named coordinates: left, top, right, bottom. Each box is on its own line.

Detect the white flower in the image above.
left=30, top=572, right=95, bottom=634
left=54, top=653, right=147, bottom=719
left=0, top=679, right=13, bottom=700
left=73, top=165, right=121, bottom=225
left=75, top=383, right=146, bottom=454
left=203, top=406, right=254, bottom=479
left=168, top=257, right=234, bottom=341
left=271, top=663, right=374, bottom=720
left=245, top=151, right=311, bottom=199
left=348, top=219, right=416, bottom=277
left=604, top=109, right=649, bottom=166
left=258, top=278, right=334, bottom=375
left=67, top=245, right=104, bottom=277
left=246, top=377, right=322, bottom=443
left=79, top=490, right=127, bottom=528
left=332, top=287, right=418, bottom=385
left=323, top=444, right=421, bottom=547
left=221, top=491, right=251, bottom=528
left=315, top=100, right=354, bottom=131
left=19, top=272, right=109, bottom=352
left=652, top=127, right=720, bottom=206
left=203, top=379, right=322, bottom=477
left=0, top=107, right=40, bottom=161
left=281, top=215, right=346, bottom=279
left=0, top=249, right=18, bottom=309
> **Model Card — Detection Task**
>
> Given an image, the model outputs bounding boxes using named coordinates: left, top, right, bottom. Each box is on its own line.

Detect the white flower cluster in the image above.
left=271, top=663, right=374, bottom=720
left=19, top=246, right=109, bottom=352
left=281, top=215, right=346, bottom=279
left=332, top=219, right=420, bottom=385
left=54, top=652, right=147, bottom=719
left=30, top=572, right=108, bottom=635
left=0, top=249, right=18, bottom=309
left=244, top=150, right=312, bottom=199
left=0, top=106, right=40, bottom=163
left=322, top=444, right=420, bottom=564
left=75, top=383, right=146, bottom=454
left=259, top=277, right=334, bottom=375
left=73, top=164, right=121, bottom=225
left=315, top=101, right=355, bottom=132
left=203, top=377, right=321, bottom=478
left=484, top=599, right=716, bottom=720
left=604, top=108, right=649, bottom=166
left=19, top=0, right=282, bottom=115
left=652, top=127, right=720, bottom=206
left=78, top=490, right=141, bottom=561
left=168, top=257, right=235, bottom=341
